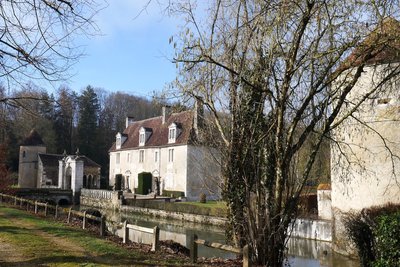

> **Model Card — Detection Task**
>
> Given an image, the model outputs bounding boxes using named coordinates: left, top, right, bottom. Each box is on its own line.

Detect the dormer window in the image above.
left=168, top=123, right=180, bottom=144
left=116, top=132, right=127, bottom=150
left=139, top=127, right=152, bottom=146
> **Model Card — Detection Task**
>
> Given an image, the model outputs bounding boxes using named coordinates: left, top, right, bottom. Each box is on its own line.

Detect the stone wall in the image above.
left=290, top=218, right=332, bottom=242
left=80, top=189, right=123, bottom=210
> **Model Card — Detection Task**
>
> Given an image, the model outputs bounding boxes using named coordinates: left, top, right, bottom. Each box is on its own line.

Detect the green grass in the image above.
left=0, top=205, right=190, bottom=266
left=175, top=201, right=228, bottom=217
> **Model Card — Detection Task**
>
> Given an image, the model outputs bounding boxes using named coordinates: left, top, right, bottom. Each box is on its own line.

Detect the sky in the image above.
left=64, top=1, right=180, bottom=99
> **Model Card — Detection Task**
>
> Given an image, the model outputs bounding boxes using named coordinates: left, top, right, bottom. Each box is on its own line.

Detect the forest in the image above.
left=0, top=83, right=168, bottom=180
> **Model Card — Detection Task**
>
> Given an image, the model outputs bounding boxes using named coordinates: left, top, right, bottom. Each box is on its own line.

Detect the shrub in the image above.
left=137, top=172, right=152, bottom=195
left=373, top=211, right=400, bottom=267
left=199, top=193, right=206, bottom=203
left=344, top=204, right=400, bottom=267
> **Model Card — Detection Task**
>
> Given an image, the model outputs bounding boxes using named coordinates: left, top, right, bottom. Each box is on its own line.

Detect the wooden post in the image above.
left=190, top=234, right=198, bottom=263
left=151, top=226, right=160, bottom=252
left=67, top=208, right=72, bottom=223
left=122, top=221, right=128, bottom=244
left=20, top=198, right=23, bottom=207
left=100, top=216, right=106, bottom=237
left=55, top=205, right=59, bottom=219
left=26, top=200, right=29, bottom=211
left=14, top=196, right=17, bottom=205
left=44, top=203, right=48, bottom=217
left=83, top=211, right=87, bottom=229
left=243, top=245, right=251, bottom=267
left=34, top=201, right=38, bottom=214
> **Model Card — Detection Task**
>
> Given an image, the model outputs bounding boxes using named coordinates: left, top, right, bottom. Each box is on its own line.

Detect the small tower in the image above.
left=18, top=129, right=46, bottom=188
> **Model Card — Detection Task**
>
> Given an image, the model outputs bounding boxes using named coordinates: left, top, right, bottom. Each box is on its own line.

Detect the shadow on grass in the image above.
left=0, top=254, right=161, bottom=267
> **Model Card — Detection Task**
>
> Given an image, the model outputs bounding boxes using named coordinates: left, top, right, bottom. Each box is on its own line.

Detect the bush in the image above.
left=199, top=193, right=206, bottom=203
left=373, top=211, right=400, bottom=267
left=137, top=172, right=152, bottom=195
left=344, top=204, right=400, bottom=267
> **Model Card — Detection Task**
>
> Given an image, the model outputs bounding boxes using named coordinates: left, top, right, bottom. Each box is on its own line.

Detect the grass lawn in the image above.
left=174, top=201, right=228, bottom=217
left=0, top=204, right=191, bottom=266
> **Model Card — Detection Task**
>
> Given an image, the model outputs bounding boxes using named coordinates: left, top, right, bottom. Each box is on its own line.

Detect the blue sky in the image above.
left=65, top=1, right=179, bottom=98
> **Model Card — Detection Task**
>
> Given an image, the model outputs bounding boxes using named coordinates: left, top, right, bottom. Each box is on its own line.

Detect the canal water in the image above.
left=81, top=206, right=359, bottom=267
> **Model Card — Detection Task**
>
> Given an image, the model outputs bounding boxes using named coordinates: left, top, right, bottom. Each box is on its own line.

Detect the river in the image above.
left=81, top=206, right=359, bottom=267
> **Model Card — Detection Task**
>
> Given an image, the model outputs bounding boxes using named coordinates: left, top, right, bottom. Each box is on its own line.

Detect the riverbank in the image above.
left=0, top=204, right=241, bottom=266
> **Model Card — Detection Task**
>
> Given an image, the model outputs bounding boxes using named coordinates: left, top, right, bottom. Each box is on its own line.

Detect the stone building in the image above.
left=18, top=129, right=101, bottom=201
left=108, top=104, right=221, bottom=201
left=330, top=18, right=400, bottom=255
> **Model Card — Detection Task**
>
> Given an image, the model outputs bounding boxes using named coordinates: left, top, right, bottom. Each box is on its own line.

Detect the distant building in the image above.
left=18, top=129, right=101, bottom=201
left=108, top=103, right=221, bottom=201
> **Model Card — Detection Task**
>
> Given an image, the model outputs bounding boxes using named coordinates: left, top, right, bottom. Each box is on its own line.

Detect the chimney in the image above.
left=162, top=106, right=171, bottom=124
left=194, top=97, right=204, bottom=136
left=126, top=116, right=135, bottom=128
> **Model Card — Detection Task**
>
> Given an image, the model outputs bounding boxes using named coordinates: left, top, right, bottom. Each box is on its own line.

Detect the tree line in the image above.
left=0, top=84, right=164, bottom=178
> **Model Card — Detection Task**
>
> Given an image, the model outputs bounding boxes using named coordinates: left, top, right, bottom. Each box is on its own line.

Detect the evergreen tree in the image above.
left=77, top=85, right=100, bottom=161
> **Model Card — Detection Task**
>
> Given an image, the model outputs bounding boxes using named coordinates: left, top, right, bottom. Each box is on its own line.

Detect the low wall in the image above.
left=290, top=218, right=332, bottom=242
left=121, top=205, right=228, bottom=227
left=80, top=189, right=122, bottom=210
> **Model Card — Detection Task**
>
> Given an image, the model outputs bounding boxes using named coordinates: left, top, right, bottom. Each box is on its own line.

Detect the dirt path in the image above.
left=0, top=209, right=95, bottom=266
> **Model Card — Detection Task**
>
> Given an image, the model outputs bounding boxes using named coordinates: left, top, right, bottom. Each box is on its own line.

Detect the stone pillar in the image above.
left=58, top=159, right=65, bottom=189
left=317, top=184, right=332, bottom=220
left=71, top=158, right=84, bottom=204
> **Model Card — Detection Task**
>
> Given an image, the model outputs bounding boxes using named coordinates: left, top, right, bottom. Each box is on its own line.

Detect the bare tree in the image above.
left=0, top=0, right=102, bottom=88
left=170, top=0, right=400, bottom=266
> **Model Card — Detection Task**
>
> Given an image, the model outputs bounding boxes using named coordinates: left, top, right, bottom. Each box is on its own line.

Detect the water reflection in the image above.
left=81, top=206, right=359, bottom=266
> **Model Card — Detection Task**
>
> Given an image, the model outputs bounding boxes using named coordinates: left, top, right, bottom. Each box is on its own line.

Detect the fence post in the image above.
left=122, top=221, right=128, bottom=244
left=26, top=200, right=29, bottom=211
left=100, top=216, right=106, bottom=237
left=151, top=226, right=160, bottom=252
left=44, top=203, right=48, bottom=217
left=243, top=244, right=251, bottom=267
left=34, top=201, right=38, bottom=214
left=55, top=205, right=59, bottom=219
left=83, top=211, right=87, bottom=229
left=67, top=208, right=72, bottom=223
left=20, top=198, right=23, bottom=207
left=14, top=196, right=17, bottom=205
left=190, top=233, right=198, bottom=263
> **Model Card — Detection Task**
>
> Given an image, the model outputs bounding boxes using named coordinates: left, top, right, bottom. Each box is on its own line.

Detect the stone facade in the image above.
left=109, top=106, right=221, bottom=201
left=330, top=63, right=400, bottom=255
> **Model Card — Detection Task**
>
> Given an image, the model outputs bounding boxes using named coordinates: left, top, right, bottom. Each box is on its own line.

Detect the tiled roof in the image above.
left=21, top=129, right=45, bottom=146
left=109, top=110, right=195, bottom=152
left=38, top=154, right=63, bottom=167
left=38, top=153, right=101, bottom=168
left=342, top=17, right=400, bottom=69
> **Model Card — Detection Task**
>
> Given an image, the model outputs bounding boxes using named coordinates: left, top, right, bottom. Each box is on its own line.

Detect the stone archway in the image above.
left=88, top=175, right=93, bottom=189
left=83, top=175, right=87, bottom=188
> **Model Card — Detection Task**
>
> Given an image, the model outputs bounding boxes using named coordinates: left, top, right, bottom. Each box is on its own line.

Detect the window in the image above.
left=168, top=123, right=179, bottom=144
left=139, top=150, right=144, bottom=163
left=139, top=133, right=145, bottom=146
left=168, top=149, right=174, bottom=163
left=169, top=128, right=176, bottom=140
left=116, top=153, right=120, bottom=164
left=155, top=151, right=158, bottom=162
left=116, top=137, right=121, bottom=149
left=127, top=152, right=130, bottom=163
left=22, top=151, right=26, bottom=158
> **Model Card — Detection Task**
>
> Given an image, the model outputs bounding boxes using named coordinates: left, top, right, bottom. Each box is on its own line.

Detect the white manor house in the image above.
left=108, top=104, right=221, bottom=201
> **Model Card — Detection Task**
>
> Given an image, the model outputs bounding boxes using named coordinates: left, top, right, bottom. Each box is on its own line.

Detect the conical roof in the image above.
left=21, top=129, right=45, bottom=146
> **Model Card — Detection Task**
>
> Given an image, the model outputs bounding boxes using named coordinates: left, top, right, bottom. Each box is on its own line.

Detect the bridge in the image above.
left=15, top=188, right=73, bottom=205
